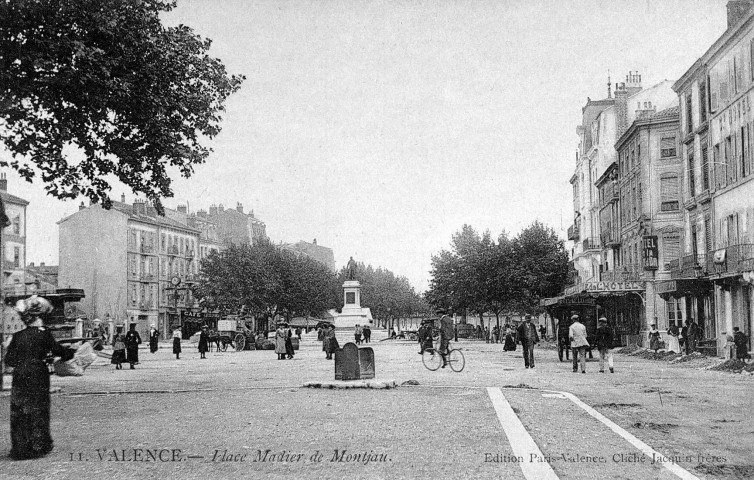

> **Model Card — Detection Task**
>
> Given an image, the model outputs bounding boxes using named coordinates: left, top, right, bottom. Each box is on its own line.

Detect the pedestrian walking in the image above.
left=503, top=325, right=517, bottom=351
left=557, top=318, right=571, bottom=361
left=125, top=322, right=142, bottom=369
left=4, top=296, right=76, bottom=460
left=285, top=325, right=295, bottom=359
left=733, top=327, right=750, bottom=360
left=295, top=327, right=302, bottom=340
left=172, top=328, right=182, bottom=359
left=275, top=322, right=287, bottom=360
left=516, top=315, right=540, bottom=368
left=492, top=325, right=500, bottom=344
left=148, top=324, right=159, bottom=353
left=325, top=324, right=339, bottom=359
left=198, top=325, right=209, bottom=359
left=679, top=322, right=688, bottom=353
left=354, top=324, right=363, bottom=345
left=595, top=317, right=614, bottom=373
left=111, top=325, right=126, bottom=369
left=363, top=324, right=371, bottom=343
left=569, top=315, right=589, bottom=373
left=539, top=325, right=547, bottom=342
left=648, top=324, right=661, bottom=352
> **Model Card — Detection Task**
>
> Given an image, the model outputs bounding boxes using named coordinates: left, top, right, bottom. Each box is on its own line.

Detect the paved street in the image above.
left=1, top=332, right=752, bottom=480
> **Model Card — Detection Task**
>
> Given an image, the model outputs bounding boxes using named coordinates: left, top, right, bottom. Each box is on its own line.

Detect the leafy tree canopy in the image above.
left=0, top=0, right=244, bottom=213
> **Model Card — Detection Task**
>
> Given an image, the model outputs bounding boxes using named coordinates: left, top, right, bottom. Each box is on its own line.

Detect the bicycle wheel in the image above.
left=422, top=349, right=442, bottom=371
left=448, top=349, right=465, bottom=372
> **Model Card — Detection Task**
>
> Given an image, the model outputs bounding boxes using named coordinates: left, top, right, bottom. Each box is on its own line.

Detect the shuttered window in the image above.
left=660, top=176, right=679, bottom=211
left=705, top=218, right=713, bottom=254
left=701, top=144, right=710, bottom=191
left=663, top=233, right=680, bottom=268
left=660, top=137, right=677, bottom=157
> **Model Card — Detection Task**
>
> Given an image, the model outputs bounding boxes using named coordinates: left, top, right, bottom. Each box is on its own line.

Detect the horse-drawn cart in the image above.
left=214, top=316, right=256, bottom=351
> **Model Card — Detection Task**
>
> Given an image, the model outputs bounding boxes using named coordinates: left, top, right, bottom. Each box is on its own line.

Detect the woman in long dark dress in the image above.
left=148, top=325, right=160, bottom=353
left=285, top=326, right=295, bottom=359
left=111, top=326, right=126, bottom=369
left=172, top=328, right=182, bottom=359
left=125, top=322, right=142, bottom=369
left=198, top=325, right=209, bottom=359
left=4, top=296, right=75, bottom=460
left=503, top=326, right=517, bottom=351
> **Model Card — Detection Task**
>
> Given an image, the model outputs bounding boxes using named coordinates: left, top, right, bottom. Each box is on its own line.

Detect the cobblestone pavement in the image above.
left=0, top=331, right=752, bottom=479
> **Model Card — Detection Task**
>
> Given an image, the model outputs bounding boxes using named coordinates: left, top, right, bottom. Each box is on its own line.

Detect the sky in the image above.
left=4, top=0, right=732, bottom=292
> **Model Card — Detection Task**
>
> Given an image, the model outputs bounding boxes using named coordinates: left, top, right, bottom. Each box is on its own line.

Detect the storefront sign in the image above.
left=565, top=281, right=644, bottom=296
left=642, top=236, right=659, bottom=271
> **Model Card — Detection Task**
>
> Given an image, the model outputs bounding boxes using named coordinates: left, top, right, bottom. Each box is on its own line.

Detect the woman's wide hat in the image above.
left=15, top=295, right=54, bottom=320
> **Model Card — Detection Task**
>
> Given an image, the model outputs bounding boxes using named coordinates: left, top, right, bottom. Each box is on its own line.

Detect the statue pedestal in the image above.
left=330, top=280, right=373, bottom=329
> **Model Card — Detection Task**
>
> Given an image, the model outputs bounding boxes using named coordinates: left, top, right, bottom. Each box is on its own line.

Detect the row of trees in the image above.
left=425, top=221, right=568, bottom=325
left=194, top=241, right=339, bottom=322
left=194, top=242, right=428, bottom=329
left=336, top=262, right=430, bottom=330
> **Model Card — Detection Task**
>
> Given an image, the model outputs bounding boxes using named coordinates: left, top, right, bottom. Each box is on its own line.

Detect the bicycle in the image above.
left=422, top=344, right=465, bottom=372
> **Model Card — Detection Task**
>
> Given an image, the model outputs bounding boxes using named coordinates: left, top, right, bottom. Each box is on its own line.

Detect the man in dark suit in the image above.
left=516, top=315, right=540, bottom=368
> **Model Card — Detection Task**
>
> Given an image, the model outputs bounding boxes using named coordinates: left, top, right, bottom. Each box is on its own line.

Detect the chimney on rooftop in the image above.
left=177, top=205, right=187, bottom=214
left=0, top=173, right=7, bottom=192
left=209, top=204, right=218, bottom=216
left=121, top=193, right=125, bottom=203
left=79, top=201, right=86, bottom=211
left=40, top=262, right=45, bottom=268
left=727, top=0, right=754, bottom=28
left=218, top=204, right=224, bottom=213
left=236, top=203, right=243, bottom=213
left=615, top=82, right=629, bottom=137
left=28, top=262, right=34, bottom=268
left=313, top=238, right=317, bottom=245
left=625, top=70, right=642, bottom=96
left=197, top=209, right=207, bottom=218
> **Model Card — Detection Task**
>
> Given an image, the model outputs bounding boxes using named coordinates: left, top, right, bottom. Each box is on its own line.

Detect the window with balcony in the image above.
left=662, top=232, right=680, bottom=269
left=660, top=137, right=677, bottom=158
left=660, top=175, right=679, bottom=212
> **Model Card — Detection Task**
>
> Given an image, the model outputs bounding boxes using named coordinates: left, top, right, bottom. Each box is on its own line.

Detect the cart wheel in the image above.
left=234, top=334, right=246, bottom=351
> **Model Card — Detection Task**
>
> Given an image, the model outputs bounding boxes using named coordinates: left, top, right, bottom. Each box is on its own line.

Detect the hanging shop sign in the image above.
left=642, top=236, right=659, bottom=271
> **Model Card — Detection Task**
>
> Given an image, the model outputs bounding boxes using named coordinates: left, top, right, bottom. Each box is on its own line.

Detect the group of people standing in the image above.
left=275, top=322, right=296, bottom=360
left=110, top=323, right=142, bottom=369
left=320, top=323, right=338, bottom=359
left=353, top=324, right=371, bottom=344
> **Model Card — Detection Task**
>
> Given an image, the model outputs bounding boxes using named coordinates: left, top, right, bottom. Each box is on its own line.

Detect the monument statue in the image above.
left=346, top=256, right=358, bottom=280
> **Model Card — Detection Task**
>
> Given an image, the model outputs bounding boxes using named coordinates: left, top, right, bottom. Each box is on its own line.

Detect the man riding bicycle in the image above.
left=438, top=310, right=454, bottom=368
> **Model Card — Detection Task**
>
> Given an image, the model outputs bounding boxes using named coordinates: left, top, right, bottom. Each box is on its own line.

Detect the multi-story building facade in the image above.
left=0, top=174, right=29, bottom=290
left=58, top=199, right=202, bottom=339
left=613, top=106, right=683, bottom=342
left=670, top=0, right=754, bottom=357
left=280, top=239, right=336, bottom=272
left=206, top=203, right=267, bottom=246
left=549, top=74, right=680, bottom=345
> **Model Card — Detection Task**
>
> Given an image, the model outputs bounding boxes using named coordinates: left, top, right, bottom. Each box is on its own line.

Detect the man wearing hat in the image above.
left=125, top=322, right=142, bottom=369
left=569, top=314, right=589, bottom=373
left=437, top=310, right=454, bottom=368
left=148, top=324, right=160, bottom=354
left=595, top=317, right=614, bottom=373
left=516, top=314, right=540, bottom=368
